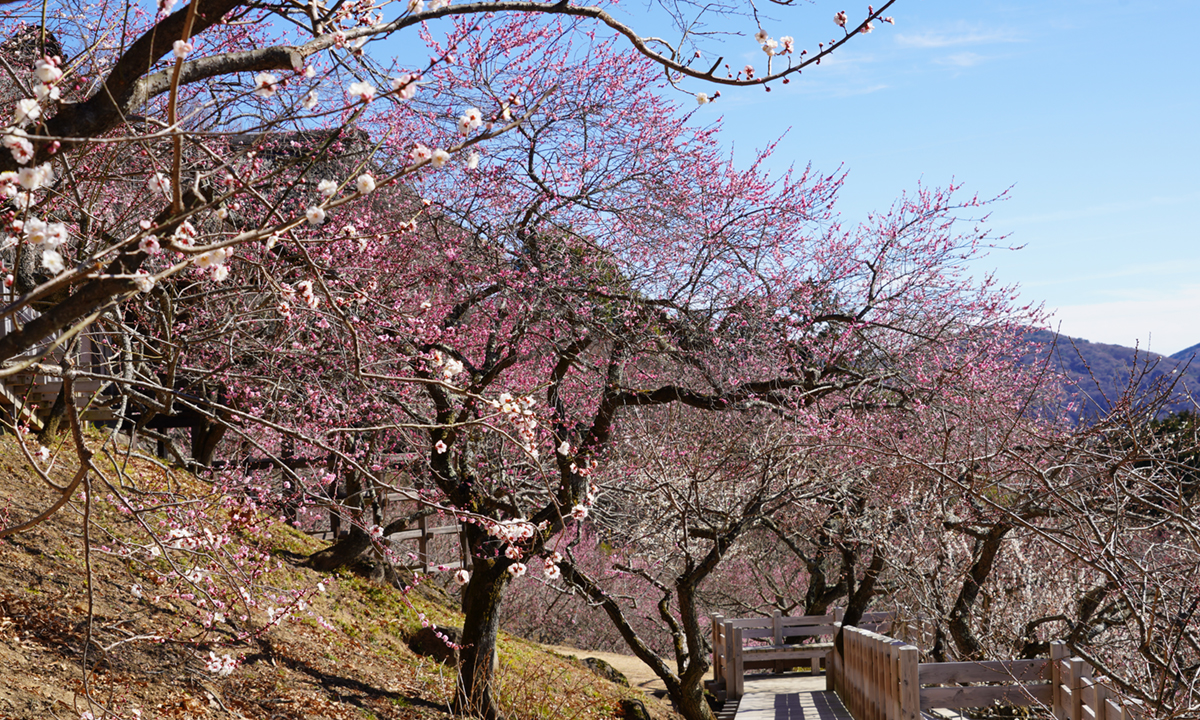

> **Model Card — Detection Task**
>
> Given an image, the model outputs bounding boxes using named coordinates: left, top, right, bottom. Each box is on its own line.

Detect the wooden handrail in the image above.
left=830, top=627, right=1143, bottom=720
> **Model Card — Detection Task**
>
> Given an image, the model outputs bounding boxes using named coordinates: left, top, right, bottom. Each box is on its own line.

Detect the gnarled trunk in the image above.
left=454, top=552, right=510, bottom=720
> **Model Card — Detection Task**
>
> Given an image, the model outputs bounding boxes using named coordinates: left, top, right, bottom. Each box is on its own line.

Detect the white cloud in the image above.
left=895, top=28, right=1022, bottom=49
left=936, top=52, right=986, bottom=68
left=1048, top=284, right=1200, bottom=358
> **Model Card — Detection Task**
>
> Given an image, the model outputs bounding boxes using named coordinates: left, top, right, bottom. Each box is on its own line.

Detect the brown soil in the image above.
left=0, top=435, right=682, bottom=720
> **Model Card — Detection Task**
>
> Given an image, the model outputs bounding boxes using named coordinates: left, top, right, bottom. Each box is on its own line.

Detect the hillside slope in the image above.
left=0, top=434, right=674, bottom=720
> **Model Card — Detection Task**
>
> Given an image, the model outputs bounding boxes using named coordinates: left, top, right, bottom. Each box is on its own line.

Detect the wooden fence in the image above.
left=831, top=624, right=1145, bottom=720
left=709, top=610, right=894, bottom=701
left=307, top=507, right=467, bottom=573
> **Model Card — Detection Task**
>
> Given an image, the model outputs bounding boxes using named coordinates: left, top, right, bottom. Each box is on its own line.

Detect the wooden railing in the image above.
left=306, top=510, right=466, bottom=573
left=830, top=624, right=1145, bottom=720
left=709, top=610, right=894, bottom=701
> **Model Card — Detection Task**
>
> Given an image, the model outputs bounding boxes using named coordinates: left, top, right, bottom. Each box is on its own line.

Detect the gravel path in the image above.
left=543, top=644, right=669, bottom=694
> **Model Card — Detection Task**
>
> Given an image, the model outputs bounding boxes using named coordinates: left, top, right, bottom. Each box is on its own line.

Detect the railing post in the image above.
left=1092, top=677, right=1110, bottom=720
left=1069, top=657, right=1087, bottom=720
left=724, top=621, right=736, bottom=695
left=1052, top=641, right=1068, bottom=720
left=733, top=626, right=745, bottom=700
left=417, top=514, right=429, bottom=572
left=711, top=614, right=724, bottom=688
left=898, top=645, right=919, bottom=720
left=773, top=609, right=784, bottom=673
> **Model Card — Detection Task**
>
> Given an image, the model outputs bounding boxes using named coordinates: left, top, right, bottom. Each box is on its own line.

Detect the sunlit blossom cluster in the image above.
left=753, top=29, right=794, bottom=57
left=428, top=349, right=464, bottom=380
left=296, top=279, right=321, bottom=309
left=458, top=107, right=483, bottom=136
left=206, top=652, right=238, bottom=676
left=1, top=58, right=63, bottom=162
left=491, top=392, right=540, bottom=458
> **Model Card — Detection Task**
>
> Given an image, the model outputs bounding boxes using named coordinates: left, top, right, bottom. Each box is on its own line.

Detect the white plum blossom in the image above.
left=407, top=0, right=424, bottom=12
left=762, top=38, right=779, bottom=55
left=305, top=206, right=326, bottom=225
left=14, top=99, right=40, bottom=126
left=347, top=81, right=376, bottom=101
left=754, top=29, right=769, bottom=44
left=172, top=40, right=193, bottom=58
left=570, top=504, right=588, bottom=521
left=33, top=57, right=62, bottom=84
left=434, top=440, right=447, bottom=453
left=297, top=279, right=321, bottom=309
left=133, top=271, right=155, bottom=293
left=302, top=90, right=319, bottom=110
left=42, top=249, right=64, bottom=274
left=429, top=0, right=449, bottom=8
left=465, top=151, right=480, bottom=170
left=696, top=93, right=709, bottom=105
left=173, top=220, right=198, bottom=246
left=317, top=179, right=338, bottom=197
left=834, top=11, right=847, bottom=27
left=356, top=174, right=376, bottom=194
left=206, top=652, right=237, bottom=677
left=390, top=73, right=419, bottom=100
left=430, top=148, right=450, bottom=168
left=139, top=235, right=161, bottom=254
left=859, top=21, right=874, bottom=33
left=504, top=544, right=522, bottom=560
left=254, top=72, right=279, bottom=98
left=18, top=163, right=52, bottom=190
left=369, top=525, right=385, bottom=539
left=543, top=559, right=561, bottom=580
left=25, top=218, right=68, bottom=248
left=34, top=83, right=59, bottom=102
left=3, top=132, right=34, bottom=164
left=457, top=107, right=483, bottom=136
left=148, top=172, right=171, bottom=198
left=506, top=562, right=526, bottom=578
left=454, top=569, right=470, bottom=586
left=780, top=36, right=795, bottom=54
left=409, top=144, right=432, bottom=164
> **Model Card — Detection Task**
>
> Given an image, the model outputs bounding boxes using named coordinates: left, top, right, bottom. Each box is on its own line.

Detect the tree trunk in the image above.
left=835, top=543, right=886, bottom=655
left=454, top=553, right=510, bottom=720
left=36, top=384, right=67, bottom=443
left=305, top=466, right=371, bottom=571
left=948, top=524, right=1010, bottom=661
left=305, top=524, right=371, bottom=571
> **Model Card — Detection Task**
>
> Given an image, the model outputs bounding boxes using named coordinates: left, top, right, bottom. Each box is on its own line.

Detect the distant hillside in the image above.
left=1023, top=329, right=1199, bottom=420
left=1171, top=342, right=1200, bottom=362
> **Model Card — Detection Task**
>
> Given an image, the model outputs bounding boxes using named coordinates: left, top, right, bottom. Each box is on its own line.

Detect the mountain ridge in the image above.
left=1023, top=329, right=1198, bottom=419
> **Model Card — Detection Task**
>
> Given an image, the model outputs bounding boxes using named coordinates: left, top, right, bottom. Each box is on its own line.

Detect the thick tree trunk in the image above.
left=305, top=468, right=371, bottom=571
left=305, top=524, right=371, bottom=571
left=454, top=554, right=510, bottom=720
left=835, top=543, right=886, bottom=655
left=948, top=524, right=1010, bottom=661
left=36, top=384, right=67, bottom=443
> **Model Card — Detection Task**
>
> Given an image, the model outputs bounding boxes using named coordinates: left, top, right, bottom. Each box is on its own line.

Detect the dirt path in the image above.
left=542, top=644, right=669, bottom=694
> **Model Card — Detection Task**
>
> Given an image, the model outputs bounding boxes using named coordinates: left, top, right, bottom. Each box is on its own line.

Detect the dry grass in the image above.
left=0, top=432, right=681, bottom=720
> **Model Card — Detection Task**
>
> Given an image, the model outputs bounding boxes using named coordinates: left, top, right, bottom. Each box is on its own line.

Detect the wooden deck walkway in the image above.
left=734, top=674, right=852, bottom=720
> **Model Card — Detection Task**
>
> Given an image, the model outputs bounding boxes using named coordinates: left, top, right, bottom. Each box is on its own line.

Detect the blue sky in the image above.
left=656, top=0, right=1199, bottom=355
